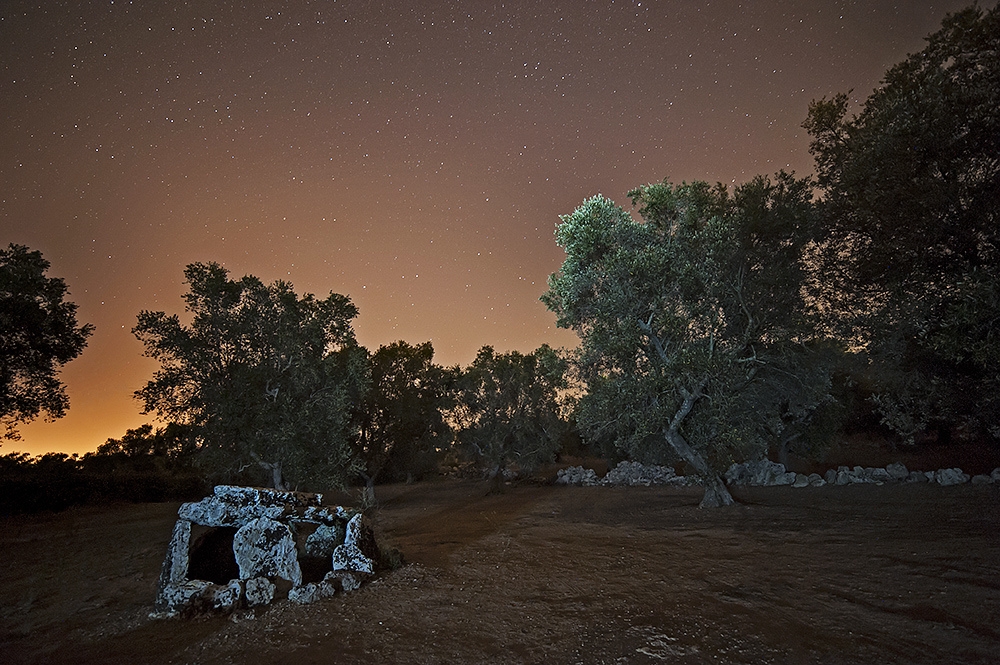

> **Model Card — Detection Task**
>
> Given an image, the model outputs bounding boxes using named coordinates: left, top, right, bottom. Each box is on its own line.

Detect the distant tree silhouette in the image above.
left=352, top=340, right=453, bottom=501
left=453, top=345, right=567, bottom=493
left=0, top=244, right=93, bottom=440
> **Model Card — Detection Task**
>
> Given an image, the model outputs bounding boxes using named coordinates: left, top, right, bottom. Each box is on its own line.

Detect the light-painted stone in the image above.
left=233, top=517, right=302, bottom=587
left=305, top=523, right=346, bottom=558
left=245, top=577, right=275, bottom=607
left=154, top=485, right=373, bottom=617
left=288, top=582, right=337, bottom=604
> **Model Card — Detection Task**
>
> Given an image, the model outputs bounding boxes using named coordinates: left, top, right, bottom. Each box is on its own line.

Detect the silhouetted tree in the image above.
left=0, top=244, right=93, bottom=440
left=803, top=4, right=1000, bottom=443
left=133, top=262, right=364, bottom=490
left=453, top=345, right=567, bottom=493
left=353, top=340, right=453, bottom=500
left=543, top=174, right=832, bottom=507
left=96, top=422, right=195, bottom=458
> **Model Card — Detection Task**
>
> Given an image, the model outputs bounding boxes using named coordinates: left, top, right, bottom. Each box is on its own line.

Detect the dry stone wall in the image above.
left=557, top=460, right=1000, bottom=489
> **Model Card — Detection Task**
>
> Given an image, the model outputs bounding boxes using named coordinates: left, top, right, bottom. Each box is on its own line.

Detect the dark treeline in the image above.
left=2, top=5, right=997, bottom=511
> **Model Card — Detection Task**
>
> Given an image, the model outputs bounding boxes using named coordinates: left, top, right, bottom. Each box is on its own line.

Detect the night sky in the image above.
left=2, top=0, right=983, bottom=456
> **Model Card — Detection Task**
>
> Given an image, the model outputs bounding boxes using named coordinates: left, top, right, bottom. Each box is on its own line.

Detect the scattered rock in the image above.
left=327, top=570, right=365, bottom=592
left=244, top=577, right=275, bottom=607
left=935, top=468, right=970, bottom=486
left=305, top=524, right=346, bottom=558
left=557, top=462, right=693, bottom=487
left=554, top=459, right=980, bottom=491
left=602, top=461, right=690, bottom=487
left=724, top=460, right=795, bottom=487
left=886, top=462, right=909, bottom=481
left=288, top=581, right=336, bottom=604
left=971, top=474, right=992, bottom=485
left=555, top=466, right=600, bottom=486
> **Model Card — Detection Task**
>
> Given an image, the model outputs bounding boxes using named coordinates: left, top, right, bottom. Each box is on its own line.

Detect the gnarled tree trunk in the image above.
left=486, top=464, right=506, bottom=495
left=662, top=382, right=735, bottom=508
left=251, top=452, right=288, bottom=490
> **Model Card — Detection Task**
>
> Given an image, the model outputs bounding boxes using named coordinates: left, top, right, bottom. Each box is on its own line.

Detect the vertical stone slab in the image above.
left=233, top=516, right=302, bottom=587
left=153, top=519, right=192, bottom=613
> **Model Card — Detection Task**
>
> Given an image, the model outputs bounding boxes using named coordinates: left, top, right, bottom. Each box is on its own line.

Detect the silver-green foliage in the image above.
left=453, top=345, right=568, bottom=484
left=133, top=262, right=364, bottom=490
left=543, top=174, right=831, bottom=478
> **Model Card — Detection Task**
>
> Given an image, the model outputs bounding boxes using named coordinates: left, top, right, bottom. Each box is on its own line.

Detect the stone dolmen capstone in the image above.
left=152, top=485, right=381, bottom=617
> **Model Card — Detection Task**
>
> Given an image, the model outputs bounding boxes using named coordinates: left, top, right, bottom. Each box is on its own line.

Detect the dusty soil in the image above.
left=2, top=478, right=999, bottom=664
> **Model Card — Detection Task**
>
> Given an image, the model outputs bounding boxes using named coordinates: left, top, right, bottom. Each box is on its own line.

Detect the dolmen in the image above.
left=152, top=485, right=381, bottom=617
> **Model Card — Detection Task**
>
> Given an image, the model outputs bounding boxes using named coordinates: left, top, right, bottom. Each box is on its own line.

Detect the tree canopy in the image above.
left=353, top=340, right=453, bottom=491
left=0, top=244, right=93, bottom=440
left=453, top=345, right=567, bottom=492
left=133, top=262, right=363, bottom=490
left=803, top=3, right=1000, bottom=441
left=543, top=174, right=830, bottom=506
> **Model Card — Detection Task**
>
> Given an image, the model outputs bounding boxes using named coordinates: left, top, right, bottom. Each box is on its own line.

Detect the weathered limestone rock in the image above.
left=213, top=579, right=244, bottom=612
left=331, top=514, right=380, bottom=581
left=725, top=460, right=795, bottom=486
left=991, top=467, right=1000, bottom=483
left=935, top=468, right=969, bottom=486
left=558, top=462, right=696, bottom=487
left=556, top=466, right=600, bottom=486
left=326, top=569, right=365, bottom=592
left=331, top=543, right=375, bottom=576
left=305, top=523, right=346, bottom=558
left=288, top=581, right=337, bottom=604
left=792, top=473, right=810, bottom=488
left=233, top=517, right=302, bottom=586
left=886, top=462, right=909, bottom=481
left=603, top=461, right=690, bottom=487
left=807, top=473, right=825, bottom=487
left=153, top=486, right=378, bottom=617
left=178, top=485, right=353, bottom=528
left=244, top=577, right=275, bottom=607
left=907, top=471, right=929, bottom=483
left=971, top=474, right=992, bottom=485
left=153, top=579, right=242, bottom=617
left=865, top=467, right=892, bottom=483
left=160, top=521, right=191, bottom=584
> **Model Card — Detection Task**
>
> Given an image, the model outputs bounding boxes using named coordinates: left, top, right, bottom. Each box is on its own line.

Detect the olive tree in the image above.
left=133, top=262, right=364, bottom=490
left=453, top=345, right=567, bottom=493
left=803, top=4, right=1000, bottom=442
left=352, top=340, right=453, bottom=500
left=543, top=174, right=830, bottom=507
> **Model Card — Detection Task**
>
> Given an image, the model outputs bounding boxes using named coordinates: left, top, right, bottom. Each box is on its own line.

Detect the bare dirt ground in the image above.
left=2, top=477, right=999, bottom=664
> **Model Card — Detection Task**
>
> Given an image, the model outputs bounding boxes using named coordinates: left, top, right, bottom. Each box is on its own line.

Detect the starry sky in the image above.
left=2, top=0, right=985, bottom=456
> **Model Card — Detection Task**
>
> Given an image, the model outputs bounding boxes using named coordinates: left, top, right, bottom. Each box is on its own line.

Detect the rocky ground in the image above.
left=2, top=476, right=999, bottom=664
